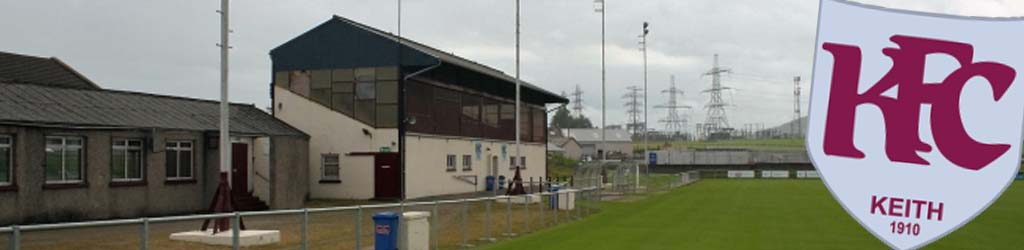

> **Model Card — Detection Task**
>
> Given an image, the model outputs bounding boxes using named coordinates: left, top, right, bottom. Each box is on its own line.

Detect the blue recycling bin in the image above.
left=485, top=176, right=496, bottom=191
left=498, top=175, right=507, bottom=190
left=373, top=212, right=400, bottom=250
left=549, top=184, right=561, bottom=209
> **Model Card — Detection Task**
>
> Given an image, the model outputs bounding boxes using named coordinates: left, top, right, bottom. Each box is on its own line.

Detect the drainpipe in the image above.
left=545, top=102, right=568, bottom=180
left=399, top=59, right=442, bottom=201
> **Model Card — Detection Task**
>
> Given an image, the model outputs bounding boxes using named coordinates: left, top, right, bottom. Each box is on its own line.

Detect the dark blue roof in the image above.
left=271, top=16, right=568, bottom=104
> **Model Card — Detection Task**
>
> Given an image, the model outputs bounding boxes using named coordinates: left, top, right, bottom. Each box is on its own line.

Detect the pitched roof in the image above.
left=563, top=128, right=633, bottom=143
left=0, top=51, right=99, bottom=90
left=549, top=136, right=579, bottom=148
left=547, top=142, right=565, bottom=152
left=0, top=81, right=306, bottom=137
left=330, top=16, right=567, bottom=103
left=271, top=16, right=569, bottom=104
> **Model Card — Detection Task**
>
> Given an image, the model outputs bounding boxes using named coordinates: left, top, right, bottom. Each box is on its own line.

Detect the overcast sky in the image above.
left=2, top=0, right=1022, bottom=133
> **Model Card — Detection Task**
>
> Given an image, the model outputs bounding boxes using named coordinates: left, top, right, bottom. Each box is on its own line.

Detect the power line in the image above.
left=701, top=54, right=732, bottom=139
left=570, top=84, right=585, bottom=117
left=655, top=75, right=690, bottom=135
left=623, top=86, right=644, bottom=137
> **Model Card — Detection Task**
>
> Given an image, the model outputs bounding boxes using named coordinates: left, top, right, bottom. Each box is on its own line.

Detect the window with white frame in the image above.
left=322, top=154, right=340, bottom=181
left=165, top=141, right=193, bottom=180
left=509, top=156, right=516, bottom=170
left=111, top=139, right=144, bottom=182
left=520, top=156, right=526, bottom=169
left=45, top=136, right=84, bottom=183
left=0, top=135, right=11, bottom=185
left=462, top=155, right=472, bottom=171
left=446, top=154, right=456, bottom=172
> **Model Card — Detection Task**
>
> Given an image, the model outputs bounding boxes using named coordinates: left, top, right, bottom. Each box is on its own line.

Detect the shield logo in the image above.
left=807, top=0, right=1024, bottom=249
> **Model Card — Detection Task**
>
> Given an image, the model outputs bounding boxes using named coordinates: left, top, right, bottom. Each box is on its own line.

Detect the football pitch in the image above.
left=485, top=179, right=1024, bottom=250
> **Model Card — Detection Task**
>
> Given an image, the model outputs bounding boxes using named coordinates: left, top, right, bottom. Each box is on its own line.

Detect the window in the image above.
left=331, top=82, right=355, bottom=115
left=274, top=71, right=289, bottom=88
left=376, top=80, right=399, bottom=127
left=288, top=70, right=311, bottom=97
left=461, top=94, right=481, bottom=137
left=111, top=139, right=144, bottom=182
left=45, top=136, right=84, bottom=184
left=310, top=70, right=332, bottom=105
left=354, top=81, right=376, bottom=125
left=165, top=141, right=193, bottom=180
left=520, top=156, right=527, bottom=169
left=520, top=107, right=532, bottom=142
left=322, top=154, right=340, bottom=181
left=532, top=108, right=546, bottom=143
left=434, top=87, right=461, bottom=135
left=446, top=154, right=457, bottom=172
left=0, top=135, right=11, bottom=185
left=462, top=155, right=472, bottom=171
left=376, top=67, right=399, bottom=80
left=509, top=156, right=517, bottom=170
left=406, top=81, right=435, bottom=133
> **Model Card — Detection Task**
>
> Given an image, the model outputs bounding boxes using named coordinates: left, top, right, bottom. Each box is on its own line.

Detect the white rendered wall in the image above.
left=274, top=86, right=397, bottom=199
left=404, top=134, right=547, bottom=199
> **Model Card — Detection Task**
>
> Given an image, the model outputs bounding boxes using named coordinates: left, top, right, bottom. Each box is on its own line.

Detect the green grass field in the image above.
left=486, top=179, right=1024, bottom=250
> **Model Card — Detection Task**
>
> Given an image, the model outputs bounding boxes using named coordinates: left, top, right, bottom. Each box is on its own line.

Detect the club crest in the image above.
left=807, top=0, right=1024, bottom=249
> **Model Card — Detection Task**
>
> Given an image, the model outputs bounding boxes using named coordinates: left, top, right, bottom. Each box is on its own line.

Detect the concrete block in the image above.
left=495, top=194, right=541, bottom=204
left=400, top=212, right=431, bottom=250
left=169, top=230, right=280, bottom=247
left=556, top=190, right=576, bottom=210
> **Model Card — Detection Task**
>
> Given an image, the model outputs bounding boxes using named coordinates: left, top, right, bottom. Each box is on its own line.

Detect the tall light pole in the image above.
left=640, top=22, right=649, bottom=170
left=218, top=0, right=231, bottom=191
left=594, top=0, right=606, bottom=161
left=515, top=0, right=522, bottom=173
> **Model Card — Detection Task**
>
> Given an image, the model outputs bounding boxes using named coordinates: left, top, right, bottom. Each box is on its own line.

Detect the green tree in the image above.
left=550, top=106, right=594, bottom=129
left=551, top=106, right=574, bottom=128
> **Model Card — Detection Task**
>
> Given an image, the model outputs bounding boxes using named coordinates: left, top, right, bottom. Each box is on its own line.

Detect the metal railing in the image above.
left=1, top=187, right=604, bottom=250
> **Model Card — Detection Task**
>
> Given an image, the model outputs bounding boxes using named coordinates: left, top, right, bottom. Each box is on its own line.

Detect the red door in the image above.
left=374, top=153, right=401, bottom=199
left=231, top=143, right=249, bottom=194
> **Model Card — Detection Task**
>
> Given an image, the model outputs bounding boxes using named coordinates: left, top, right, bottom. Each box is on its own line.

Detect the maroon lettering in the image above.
left=822, top=35, right=1016, bottom=170
left=912, top=199, right=927, bottom=219
left=889, top=197, right=904, bottom=217
left=870, top=195, right=944, bottom=221
left=871, top=195, right=888, bottom=215
left=928, top=202, right=944, bottom=221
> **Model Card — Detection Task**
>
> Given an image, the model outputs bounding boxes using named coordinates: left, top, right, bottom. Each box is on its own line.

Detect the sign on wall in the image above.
left=808, top=1, right=1024, bottom=249
left=726, top=171, right=755, bottom=179
left=475, top=142, right=483, bottom=160
left=761, top=170, right=789, bottom=179
left=796, top=170, right=819, bottom=179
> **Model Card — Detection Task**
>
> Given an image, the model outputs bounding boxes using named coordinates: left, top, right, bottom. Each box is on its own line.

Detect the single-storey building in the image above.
left=0, top=51, right=310, bottom=225
left=548, top=136, right=583, bottom=160
left=269, top=16, right=568, bottom=200
left=562, top=128, right=634, bottom=160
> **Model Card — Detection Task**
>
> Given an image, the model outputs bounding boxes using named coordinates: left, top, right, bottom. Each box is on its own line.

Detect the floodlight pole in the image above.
left=514, top=0, right=522, bottom=183
left=200, top=0, right=239, bottom=233
left=641, top=22, right=649, bottom=174
left=218, top=0, right=231, bottom=188
left=595, top=0, right=606, bottom=161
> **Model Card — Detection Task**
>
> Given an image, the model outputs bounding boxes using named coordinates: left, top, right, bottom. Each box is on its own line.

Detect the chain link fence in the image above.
left=0, top=164, right=701, bottom=250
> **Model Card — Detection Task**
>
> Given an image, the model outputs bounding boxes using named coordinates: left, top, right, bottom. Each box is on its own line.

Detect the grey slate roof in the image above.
left=563, top=128, right=633, bottom=143
left=0, top=51, right=100, bottom=90
left=0, top=81, right=306, bottom=137
left=547, top=142, right=565, bottom=152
